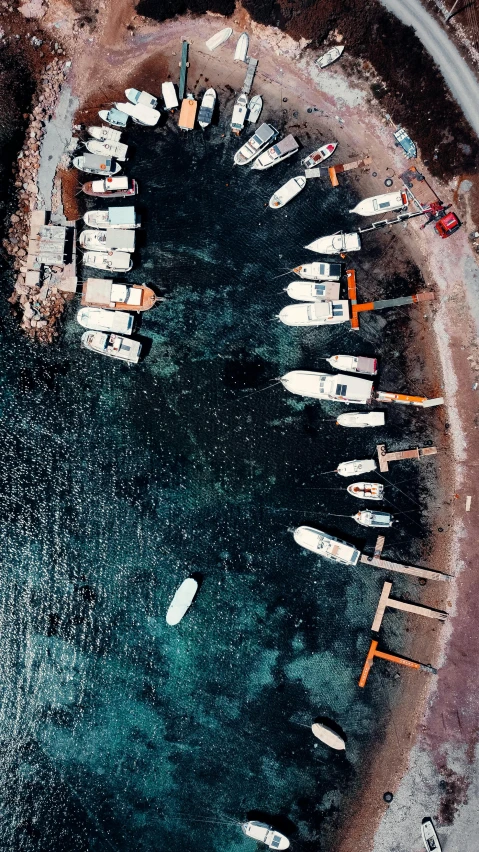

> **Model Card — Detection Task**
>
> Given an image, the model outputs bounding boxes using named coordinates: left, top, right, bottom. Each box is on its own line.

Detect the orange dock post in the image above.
left=328, top=166, right=339, bottom=187
left=358, top=640, right=437, bottom=688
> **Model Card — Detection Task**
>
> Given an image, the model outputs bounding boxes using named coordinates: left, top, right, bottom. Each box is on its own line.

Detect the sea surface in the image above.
left=0, top=96, right=438, bottom=851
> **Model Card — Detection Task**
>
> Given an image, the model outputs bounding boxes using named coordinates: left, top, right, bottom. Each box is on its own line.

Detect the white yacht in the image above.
left=326, top=355, right=377, bottom=375
left=82, top=176, right=138, bottom=198
left=278, top=300, right=349, bottom=327
left=285, top=280, right=340, bottom=301
left=81, top=331, right=141, bottom=363
left=347, top=482, right=384, bottom=500
left=280, top=371, right=373, bottom=404
left=337, top=412, right=385, bottom=427
left=85, top=139, right=129, bottom=161
left=234, top=32, right=249, bottom=61
left=231, top=93, right=248, bottom=135
left=269, top=176, right=306, bottom=209
left=294, top=526, right=360, bottom=566
left=79, top=229, right=135, bottom=252
left=301, top=142, right=337, bottom=169
left=198, top=88, right=216, bottom=128
left=76, top=307, right=134, bottom=335
left=293, top=262, right=342, bottom=280
left=125, top=88, right=158, bottom=108
left=241, top=822, right=289, bottom=850
left=350, top=190, right=408, bottom=217
left=316, top=45, right=345, bottom=68
left=353, top=510, right=393, bottom=528
left=311, top=722, right=346, bottom=750
left=305, top=231, right=361, bottom=254
left=73, top=153, right=122, bottom=176
left=251, top=134, right=299, bottom=170
left=233, top=123, right=278, bottom=165
left=162, top=81, right=179, bottom=110
left=205, top=27, right=233, bottom=51
left=88, top=125, right=122, bottom=142
left=83, top=206, right=139, bottom=229
left=98, top=107, right=129, bottom=128
left=82, top=251, right=133, bottom=273
left=166, top=578, right=199, bottom=625
left=247, top=94, right=262, bottom=123
left=115, top=101, right=160, bottom=126
left=336, top=459, right=377, bottom=477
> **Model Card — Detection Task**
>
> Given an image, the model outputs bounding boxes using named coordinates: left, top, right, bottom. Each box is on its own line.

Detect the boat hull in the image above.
left=293, top=262, right=342, bottom=281
left=347, top=482, right=384, bottom=500
left=278, top=301, right=350, bottom=327
left=316, top=45, right=345, bottom=68
left=311, top=722, right=346, bottom=750
left=81, top=331, right=141, bottom=363
left=198, top=88, right=216, bottom=128
left=241, top=822, right=290, bottom=850
left=337, top=412, right=385, bottom=427
left=337, top=460, right=377, bottom=477
left=247, top=95, right=263, bottom=123
left=285, top=281, right=340, bottom=301
left=82, top=179, right=138, bottom=198
left=326, top=355, right=378, bottom=376
left=166, top=578, right=199, bottom=625
left=354, top=511, right=393, bottom=528
left=301, top=142, right=337, bottom=169
left=77, top=307, right=134, bottom=334
left=421, top=818, right=441, bottom=852
left=81, top=280, right=156, bottom=311
left=205, top=27, right=233, bottom=51
left=269, top=176, right=306, bottom=209
left=294, top=525, right=360, bottom=566
left=82, top=251, right=133, bottom=273
left=88, top=126, right=122, bottom=143
left=305, top=231, right=361, bottom=254
left=234, top=32, right=249, bottom=61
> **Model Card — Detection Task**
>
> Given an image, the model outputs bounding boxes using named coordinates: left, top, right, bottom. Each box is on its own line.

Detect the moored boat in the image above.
left=231, top=93, right=248, bottom=135
left=88, top=125, right=122, bottom=143
left=98, top=107, right=129, bottom=128
left=125, top=88, right=158, bottom=108
left=301, top=142, right=337, bottom=169
left=251, top=134, right=299, bottom=170
left=305, top=231, right=361, bottom=254
left=81, top=331, right=141, bottom=363
left=269, top=176, right=306, bottom=209
left=247, top=94, right=262, bottom=123
left=353, top=510, right=393, bottom=528
left=76, top=307, right=134, bottom=335
left=79, top=229, right=135, bottom=252
left=115, top=101, right=160, bottom=126
left=421, top=818, right=441, bottom=852
left=294, top=526, right=360, bottom=566
left=83, top=206, right=139, bottom=229
left=347, top=482, right=384, bottom=500
left=82, top=176, right=138, bottom=198
left=278, top=300, right=349, bottom=327
left=234, top=32, right=249, bottom=62
left=73, top=153, right=122, bottom=176
left=82, top=251, right=133, bottom=273
left=233, top=123, right=278, bottom=165
left=350, top=190, right=408, bottom=217
left=166, top=577, right=199, bottom=625
left=280, top=371, right=373, bottom=404
left=326, top=354, right=377, bottom=375
left=162, top=81, right=179, bottom=110
left=316, top=44, right=345, bottom=68
left=293, top=262, right=342, bottom=280
left=198, top=87, right=216, bottom=128
left=241, top=821, right=289, bottom=849
left=336, top=459, right=377, bottom=477
left=285, top=280, right=340, bottom=301
left=179, top=95, right=197, bottom=130
left=85, top=139, right=129, bottom=161
left=311, top=721, right=346, bottom=750
left=81, top=279, right=156, bottom=311
left=205, top=27, right=233, bottom=51
left=337, top=412, right=385, bottom=428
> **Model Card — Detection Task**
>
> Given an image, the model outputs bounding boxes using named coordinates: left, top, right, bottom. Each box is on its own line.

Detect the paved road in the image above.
left=380, top=0, right=479, bottom=137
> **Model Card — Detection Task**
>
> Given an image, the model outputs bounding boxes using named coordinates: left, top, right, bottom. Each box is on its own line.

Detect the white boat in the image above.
left=115, top=101, right=160, bottom=126
left=269, top=176, right=306, bottom=209
left=85, top=139, right=129, bottom=161
left=350, top=190, right=408, bottom=217
left=294, top=526, right=360, bottom=566
left=278, top=300, right=349, bottom=327
left=285, top=280, right=340, bottom=301
left=301, top=142, right=337, bottom=169
left=81, top=331, right=141, bottom=363
left=326, top=355, right=377, bottom=375
left=353, top=510, right=393, bottom=528
left=205, top=27, right=232, bottom=51
left=231, top=93, right=248, bottom=135
left=98, top=108, right=129, bottom=128
left=311, top=722, right=346, bottom=750
left=73, top=154, right=122, bottom=176
left=305, top=231, right=361, bottom=254
left=198, top=87, right=216, bottom=128
left=76, top=307, right=134, bottom=335
left=347, top=482, right=384, bottom=500
left=247, top=94, right=262, bottom=123
left=166, top=577, right=199, bottom=626
left=293, top=262, right=342, bottom=280
left=88, top=125, right=122, bottom=143
left=241, top=821, right=289, bottom=850
left=316, top=45, right=345, bottom=68
left=83, top=206, right=139, bottom=229
left=421, top=818, right=441, bottom=852
left=251, top=134, right=299, bottom=170
left=281, top=371, right=373, bottom=404
left=81, top=279, right=156, bottom=311
left=337, top=412, right=385, bottom=428
left=79, top=229, right=135, bottom=252
left=234, top=32, right=249, bottom=62
left=336, top=459, right=377, bottom=477
left=233, top=123, right=278, bottom=165
left=82, top=176, right=138, bottom=198
left=125, top=88, right=158, bottom=108
left=162, top=81, right=179, bottom=110
left=82, top=251, right=133, bottom=273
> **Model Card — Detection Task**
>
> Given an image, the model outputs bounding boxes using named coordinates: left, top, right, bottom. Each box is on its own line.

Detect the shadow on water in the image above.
left=222, top=349, right=270, bottom=389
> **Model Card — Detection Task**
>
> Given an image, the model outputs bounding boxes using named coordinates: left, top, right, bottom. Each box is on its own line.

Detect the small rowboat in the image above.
left=88, top=125, right=122, bottom=143
left=311, top=721, right=346, bottom=750
left=269, top=176, right=306, bottom=209
left=316, top=45, right=345, bottom=69
left=336, top=412, right=384, bottom=428
left=336, top=459, right=377, bottom=477
left=86, top=139, right=128, bottom=162
left=301, top=142, right=337, bottom=169
left=166, top=577, right=199, bottom=626
left=347, top=482, right=384, bottom=501
left=205, top=27, right=233, bottom=51
left=353, top=510, right=393, bottom=528
left=421, top=818, right=441, bottom=852
left=247, top=95, right=263, bottom=123
left=234, top=32, right=249, bottom=62
left=326, top=354, right=377, bottom=376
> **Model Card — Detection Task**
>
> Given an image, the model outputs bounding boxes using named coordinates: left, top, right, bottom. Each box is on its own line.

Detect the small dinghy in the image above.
left=316, top=44, right=345, bottom=69
left=125, top=88, right=158, bottom=108
left=73, top=154, right=121, bottom=176
left=81, top=331, right=141, bottom=363
left=421, top=818, right=442, bottom=852
left=311, top=721, right=346, bottom=750
left=98, top=107, right=129, bottom=128
left=85, top=139, right=129, bottom=161
left=241, top=821, right=289, bottom=850
left=336, top=459, right=377, bottom=477
left=82, top=176, right=138, bottom=198
left=234, top=32, right=249, bottom=62
left=162, top=81, right=179, bottom=110
left=293, top=262, right=342, bottom=281
left=82, top=251, right=133, bottom=273
left=285, top=280, right=340, bottom=301
left=166, top=577, right=199, bottom=626
left=269, top=176, right=306, bottom=209
left=76, top=307, right=134, bottom=335
left=198, top=87, right=216, bottom=128
left=205, top=27, right=232, bottom=51
left=336, top=412, right=385, bottom=428
left=88, top=125, right=122, bottom=143
left=247, top=94, right=262, bottom=123
left=278, top=300, right=349, bottom=327
left=326, top=354, right=377, bottom=376
left=347, top=482, right=384, bottom=501
left=84, top=206, right=139, bottom=230
left=231, top=93, right=248, bottom=135
left=115, top=101, right=160, bottom=126
left=353, top=510, right=393, bottom=528
left=301, top=142, right=337, bottom=169
left=79, top=229, right=135, bottom=252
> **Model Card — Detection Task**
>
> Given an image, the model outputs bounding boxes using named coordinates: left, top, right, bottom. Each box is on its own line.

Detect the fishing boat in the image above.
left=76, top=307, right=134, bottom=335
left=81, top=331, right=141, bottom=363
left=82, top=176, right=138, bottom=198
left=82, top=251, right=133, bottom=273
left=205, top=27, right=232, bottom=51
left=231, top=93, right=248, bottom=135
left=166, top=577, right=199, bottom=626
left=337, top=412, right=385, bottom=427
left=336, top=459, right=377, bottom=477
left=421, top=818, right=442, bottom=852
left=294, top=526, right=360, bottom=566
left=353, top=510, right=393, bottom=528
left=269, top=176, right=306, bottom=209
left=347, top=482, right=384, bottom=500
left=280, top=371, right=373, bottom=404
left=234, top=32, right=249, bottom=62
left=305, top=231, right=361, bottom=254
left=81, top=279, right=156, bottom=311
left=98, top=108, right=129, bottom=128
left=326, top=355, right=377, bottom=376
left=88, top=126, right=122, bottom=143
left=79, top=229, right=136, bottom=252
left=241, top=821, right=289, bottom=850
left=198, top=87, right=216, bottom=128
left=285, top=280, right=340, bottom=301
left=316, top=44, right=345, bottom=69
left=125, top=88, right=158, bottom=108
left=73, top=154, right=122, bottom=176
left=83, top=206, right=139, bottom=229
left=115, top=101, right=160, bottom=126
left=293, top=262, right=342, bottom=280
left=301, top=142, right=337, bottom=169
left=233, top=123, right=278, bottom=165
left=85, top=139, right=129, bottom=161
left=247, top=94, right=262, bottom=123
left=251, top=134, right=299, bottom=170
left=278, top=300, right=349, bottom=326
left=350, top=190, right=408, bottom=217
left=311, top=722, right=346, bottom=750
left=162, top=81, right=179, bottom=110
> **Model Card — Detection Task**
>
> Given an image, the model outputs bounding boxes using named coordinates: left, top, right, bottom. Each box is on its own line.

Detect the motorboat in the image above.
left=269, top=176, right=306, bottom=209
left=79, top=229, right=135, bottom=252
left=294, top=526, right=360, bottom=566
left=293, top=262, right=342, bottom=280
left=316, top=45, right=345, bottom=68
left=326, top=355, right=377, bottom=375
left=179, top=95, right=197, bottom=130
left=350, top=190, right=408, bottom=217
left=88, top=125, right=122, bottom=142
left=115, top=101, right=160, bottom=126
left=301, top=142, right=337, bottom=169
left=280, top=371, right=373, bottom=404
left=125, top=88, right=158, bottom=108
left=166, top=578, right=199, bottom=625
left=251, top=134, right=299, bottom=170
left=247, top=94, right=262, bottom=123
left=98, top=107, right=129, bottom=128
left=421, top=818, right=441, bottom=852
left=285, top=280, right=340, bottom=301
left=81, top=331, right=141, bottom=363
left=162, top=81, right=179, bottom=110
left=73, top=154, right=122, bottom=176
left=278, top=300, right=349, bottom=326
left=233, top=123, right=278, bottom=165
left=336, top=459, right=377, bottom=477
left=198, top=87, right=216, bottom=128
left=347, top=482, right=384, bottom=500
left=82, top=176, right=138, bottom=198
left=337, top=412, right=385, bottom=427
left=76, top=307, right=134, bottom=335
left=85, top=139, right=129, bottom=161
left=81, top=279, right=156, bottom=311
left=82, top=251, right=133, bottom=273
left=311, top=722, right=346, bottom=750
left=83, top=206, right=139, bottom=229
left=205, top=27, right=233, bottom=51
left=241, top=821, right=289, bottom=850
left=234, top=32, right=249, bottom=62
left=231, top=93, right=248, bottom=135
left=305, top=231, right=361, bottom=254
left=353, top=510, right=393, bottom=528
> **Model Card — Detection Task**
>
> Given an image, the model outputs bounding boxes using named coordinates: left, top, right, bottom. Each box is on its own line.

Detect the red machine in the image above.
left=434, top=211, right=461, bottom=239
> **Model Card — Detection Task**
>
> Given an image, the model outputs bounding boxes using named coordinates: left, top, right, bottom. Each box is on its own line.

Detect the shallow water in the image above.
left=0, top=97, right=437, bottom=851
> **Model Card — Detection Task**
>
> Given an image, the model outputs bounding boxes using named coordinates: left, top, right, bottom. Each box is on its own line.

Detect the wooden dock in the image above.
left=305, top=156, right=371, bottom=185
left=371, top=581, right=447, bottom=632
left=178, top=40, right=189, bottom=101
left=242, top=57, right=258, bottom=94
left=360, top=535, right=451, bottom=582
left=377, top=443, right=437, bottom=472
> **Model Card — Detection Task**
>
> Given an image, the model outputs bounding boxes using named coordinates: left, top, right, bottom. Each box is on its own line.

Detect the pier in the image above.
left=358, top=640, right=437, bottom=688
left=371, top=581, right=447, bottom=632
left=346, top=267, right=436, bottom=330
left=242, top=58, right=258, bottom=94
left=178, top=40, right=189, bottom=100
left=377, top=443, right=438, bottom=472
left=305, top=156, right=372, bottom=185
left=360, top=536, right=451, bottom=581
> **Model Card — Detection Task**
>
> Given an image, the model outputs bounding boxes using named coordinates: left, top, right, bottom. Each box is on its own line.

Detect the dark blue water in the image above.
left=0, top=94, right=439, bottom=851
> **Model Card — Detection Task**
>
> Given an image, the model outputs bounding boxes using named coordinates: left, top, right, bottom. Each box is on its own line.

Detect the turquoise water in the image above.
left=0, top=96, right=437, bottom=851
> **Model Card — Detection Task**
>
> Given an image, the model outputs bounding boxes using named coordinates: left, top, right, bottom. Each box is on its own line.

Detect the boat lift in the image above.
left=178, top=40, right=189, bottom=101
left=358, top=639, right=437, bottom=688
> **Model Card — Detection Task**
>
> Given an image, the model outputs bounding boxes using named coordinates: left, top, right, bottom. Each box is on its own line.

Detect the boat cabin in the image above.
left=179, top=97, right=197, bottom=130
